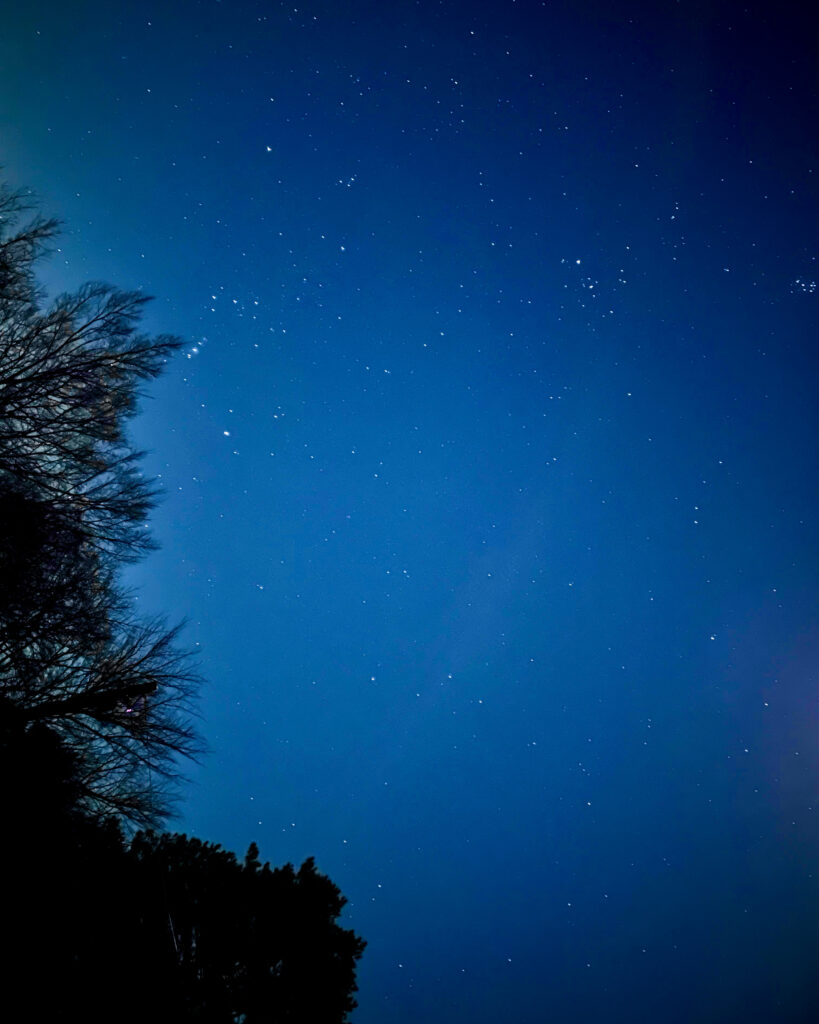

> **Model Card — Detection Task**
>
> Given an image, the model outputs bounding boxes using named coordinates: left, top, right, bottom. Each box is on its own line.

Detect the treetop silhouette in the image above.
left=0, top=184, right=202, bottom=827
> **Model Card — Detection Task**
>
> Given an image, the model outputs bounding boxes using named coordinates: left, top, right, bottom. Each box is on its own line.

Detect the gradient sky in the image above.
left=2, top=2, right=818, bottom=1021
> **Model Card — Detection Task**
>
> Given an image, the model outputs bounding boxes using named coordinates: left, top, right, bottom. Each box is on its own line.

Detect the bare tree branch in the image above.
left=0, top=183, right=203, bottom=827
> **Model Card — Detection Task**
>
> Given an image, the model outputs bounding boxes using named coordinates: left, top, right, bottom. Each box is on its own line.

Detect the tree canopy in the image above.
left=2, top=712, right=365, bottom=1023
left=0, top=184, right=201, bottom=826
left=0, top=183, right=365, bottom=1020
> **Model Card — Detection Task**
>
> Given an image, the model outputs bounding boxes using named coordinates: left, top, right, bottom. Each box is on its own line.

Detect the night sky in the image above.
left=2, top=1, right=818, bottom=1020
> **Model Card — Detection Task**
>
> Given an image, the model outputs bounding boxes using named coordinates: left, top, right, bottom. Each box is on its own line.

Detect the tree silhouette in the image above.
left=125, top=832, right=367, bottom=1022
left=0, top=184, right=202, bottom=826
left=0, top=700, right=149, bottom=1022
left=0, top=183, right=366, bottom=1020
left=1, top=740, right=366, bottom=1024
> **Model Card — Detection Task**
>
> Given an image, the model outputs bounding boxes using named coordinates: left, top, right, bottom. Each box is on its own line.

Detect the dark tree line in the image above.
left=0, top=184, right=364, bottom=1021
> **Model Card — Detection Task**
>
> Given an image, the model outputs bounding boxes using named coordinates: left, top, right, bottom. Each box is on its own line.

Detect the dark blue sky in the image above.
left=3, top=1, right=818, bottom=1020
